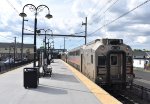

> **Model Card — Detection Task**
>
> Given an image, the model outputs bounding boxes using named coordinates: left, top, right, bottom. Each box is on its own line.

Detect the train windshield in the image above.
left=108, top=39, right=123, bottom=45
left=111, top=56, right=118, bottom=65
left=98, top=56, right=106, bottom=65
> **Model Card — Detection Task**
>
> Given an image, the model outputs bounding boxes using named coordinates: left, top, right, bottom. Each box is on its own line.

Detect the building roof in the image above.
left=0, top=43, right=34, bottom=48
left=146, top=52, right=150, bottom=58
left=146, top=52, right=150, bottom=55
left=133, top=50, right=150, bottom=59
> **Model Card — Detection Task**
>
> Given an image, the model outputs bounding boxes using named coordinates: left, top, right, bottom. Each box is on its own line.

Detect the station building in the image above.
left=133, top=50, right=150, bottom=70
left=0, top=42, right=34, bottom=61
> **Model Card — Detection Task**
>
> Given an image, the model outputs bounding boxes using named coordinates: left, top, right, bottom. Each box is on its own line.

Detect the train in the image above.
left=61, top=38, right=134, bottom=89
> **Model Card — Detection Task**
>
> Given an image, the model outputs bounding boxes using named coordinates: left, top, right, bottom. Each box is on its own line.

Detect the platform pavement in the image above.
left=0, top=60, right=99, bottom=104
left=0, top=59, right=121, bottom=104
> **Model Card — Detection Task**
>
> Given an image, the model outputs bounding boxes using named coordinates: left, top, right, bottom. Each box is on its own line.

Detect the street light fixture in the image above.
left=19, top=4, right=53, bottom=67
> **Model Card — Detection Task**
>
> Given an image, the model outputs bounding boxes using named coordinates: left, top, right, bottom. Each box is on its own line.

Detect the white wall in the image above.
left=133, top=59, right=145, bottom=68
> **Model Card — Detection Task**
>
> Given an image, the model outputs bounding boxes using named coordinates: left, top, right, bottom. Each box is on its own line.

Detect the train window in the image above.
left=126, top=56, right=132, bottom=64
left=91, top=55, right=93, bottom=64
left=98, top=56, right=106, bottom=65
left=108, top=39, right=123, bottom=45
left=111, top=56, right=117, bottom=65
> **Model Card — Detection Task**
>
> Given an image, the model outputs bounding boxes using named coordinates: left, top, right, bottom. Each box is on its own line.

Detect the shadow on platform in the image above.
left=50, top=73, right=80, bottom=83
left=32, top=85, right=68, bottom=95
left=39, top=84, right=92, bottom=94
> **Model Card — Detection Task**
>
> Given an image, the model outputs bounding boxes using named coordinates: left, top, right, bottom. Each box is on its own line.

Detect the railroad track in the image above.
left=117, top=92, right=138, bottom=104
left=109, top=90, right=137, bottom=104
left=107, top=84, right=150, bottom=104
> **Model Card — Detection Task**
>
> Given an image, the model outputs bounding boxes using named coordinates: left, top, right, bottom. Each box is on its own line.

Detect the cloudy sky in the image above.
left=0, top=0, right=150, bottom=50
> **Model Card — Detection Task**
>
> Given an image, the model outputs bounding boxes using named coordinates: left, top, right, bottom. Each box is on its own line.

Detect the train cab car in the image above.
left=95, top=39, right=134, bottom=88
left=66, top=38, right=134, bottom=89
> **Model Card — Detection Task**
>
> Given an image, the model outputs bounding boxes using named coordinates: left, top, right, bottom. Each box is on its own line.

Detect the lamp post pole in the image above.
left=21, top=17, right=24, bottom=62
left=19, top=4, right=53, bottom=67
left=33, top=16, right=37, bottom=67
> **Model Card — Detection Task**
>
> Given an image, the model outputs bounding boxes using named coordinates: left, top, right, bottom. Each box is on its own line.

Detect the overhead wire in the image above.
left=91, top=0, right=113, bottom=18
left=99, top=0, right=119, bottom=18
left=89, top=0, right=119, bottom=26
left=88, top=0, right=150, bottom=36
left=86, top=0, right=119, bottom=42
left=6, top=0, right=19, bottom=14
left=0, top=35, right=13, bottom=39
left=86, top=0, right=101, bottom=17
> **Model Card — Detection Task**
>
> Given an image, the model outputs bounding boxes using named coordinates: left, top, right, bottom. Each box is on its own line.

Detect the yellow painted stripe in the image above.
left=62, top=60, right=122, bottom=104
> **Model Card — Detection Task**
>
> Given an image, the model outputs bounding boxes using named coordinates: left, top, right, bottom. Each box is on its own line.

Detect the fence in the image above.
left=0, top=61, right=32, bottom=74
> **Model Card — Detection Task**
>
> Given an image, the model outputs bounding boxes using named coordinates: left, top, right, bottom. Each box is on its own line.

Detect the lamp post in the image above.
left=37, top=29, right=53, bottom=65
left=19, top=4, right=53, bottom=67
left=37, top=29, right=53, bottom=53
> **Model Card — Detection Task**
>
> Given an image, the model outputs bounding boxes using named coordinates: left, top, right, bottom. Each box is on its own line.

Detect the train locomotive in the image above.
left=62, top=38, right=134, bottom=89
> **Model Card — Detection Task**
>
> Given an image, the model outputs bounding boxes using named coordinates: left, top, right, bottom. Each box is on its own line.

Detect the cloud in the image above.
left=0, top=0, right=150, bottom=50
left=135, top=36, right=147, bottom=43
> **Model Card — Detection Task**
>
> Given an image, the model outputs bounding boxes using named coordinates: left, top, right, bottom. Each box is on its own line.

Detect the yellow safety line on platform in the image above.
left=62, top=60, right=122, bottom=104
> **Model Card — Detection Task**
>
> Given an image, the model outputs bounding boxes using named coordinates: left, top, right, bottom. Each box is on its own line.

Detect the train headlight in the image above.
left=126, top=46, right=130, bottom=51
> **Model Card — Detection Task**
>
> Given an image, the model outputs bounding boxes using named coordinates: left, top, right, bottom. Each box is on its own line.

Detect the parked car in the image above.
left=4, top=58, right=14, bottom=64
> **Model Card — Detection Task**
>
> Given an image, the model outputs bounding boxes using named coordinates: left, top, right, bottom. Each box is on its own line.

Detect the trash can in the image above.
left=23, top=67, right=39, bottom=89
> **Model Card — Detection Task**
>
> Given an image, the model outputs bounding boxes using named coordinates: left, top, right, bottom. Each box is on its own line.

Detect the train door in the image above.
left=110, top=54, right=122, bottom=81
left=107, top=52, right=126, bottom=84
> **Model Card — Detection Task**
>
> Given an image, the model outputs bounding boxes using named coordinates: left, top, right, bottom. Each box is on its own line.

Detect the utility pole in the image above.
left=14, top=37, right=16, bottom=63
left=48, top=39, right=50, bottom=59
left=21, top=19, right=28, bottom=62
left=82, top=17, right=87, bottom=45
left=64, top=37, right=65, bottom=52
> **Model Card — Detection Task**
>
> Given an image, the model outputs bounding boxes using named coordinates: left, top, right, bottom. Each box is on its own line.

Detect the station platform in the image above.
left=134, top=70, right=150, bottom=89
left=0, top=59, right=121, bottom=104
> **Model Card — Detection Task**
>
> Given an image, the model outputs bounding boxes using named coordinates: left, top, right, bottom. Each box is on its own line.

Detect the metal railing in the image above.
left=132, top=83, right=150, bottom=99
left=0, top=61, right=32, bottom=74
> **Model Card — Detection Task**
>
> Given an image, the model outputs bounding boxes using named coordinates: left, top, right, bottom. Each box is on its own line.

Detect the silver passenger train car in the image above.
left=63, top=39, right=134, bottom=88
